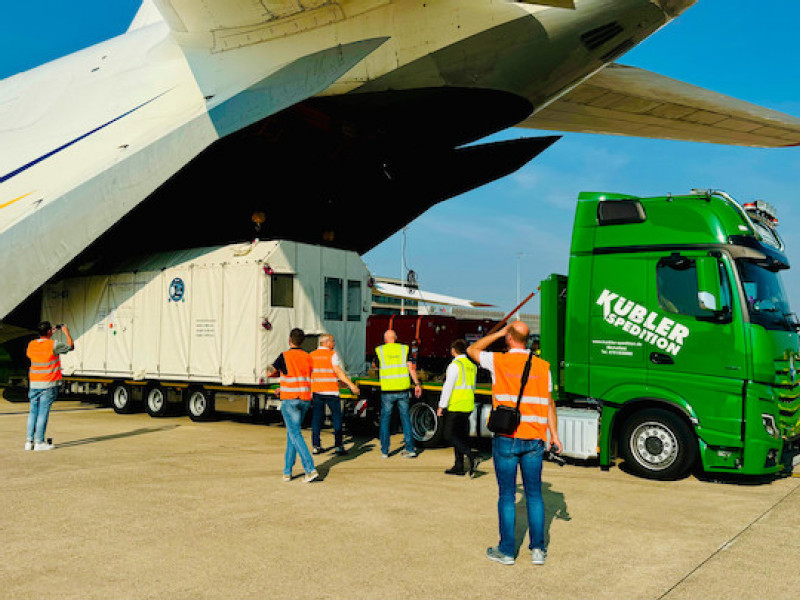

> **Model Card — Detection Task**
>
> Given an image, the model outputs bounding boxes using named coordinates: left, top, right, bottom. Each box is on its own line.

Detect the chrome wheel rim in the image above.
left=630, top=421, right=678, bottom=471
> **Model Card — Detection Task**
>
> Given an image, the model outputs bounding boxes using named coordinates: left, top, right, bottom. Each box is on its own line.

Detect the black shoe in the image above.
left=445, top=466, right=466, bottom=476
left=334, top=446, right=348, bottom=456
left=468, top=456, right=482, bottom=478
left=312, top=446, right=323, bottom=455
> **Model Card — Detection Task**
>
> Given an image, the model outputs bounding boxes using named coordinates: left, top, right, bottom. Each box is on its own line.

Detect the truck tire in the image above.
left=409, top=397, right=445, bottom=446
left=110, top=382, right=138, bottom=414
left=145, top=384, right=169, bottom=418
left=186, top=387, right=215, bottom=422
left=620, top=408, right=697, bottom=480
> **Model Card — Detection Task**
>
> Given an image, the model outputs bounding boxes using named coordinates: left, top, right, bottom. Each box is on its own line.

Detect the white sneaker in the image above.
left=303, top=470, right=319, bottom=483
left=24, top=441, right=34, bottom=451
left=531, top=548, right=547, bottom=565
left=401, top=450, right=417, bottom=458
left=34, top=442, right=54, bottom=451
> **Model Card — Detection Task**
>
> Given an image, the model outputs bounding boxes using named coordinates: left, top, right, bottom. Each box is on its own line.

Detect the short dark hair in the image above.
left=289, top=328, right=305, bottom=347
left=451, top=339, right=467, bottom=355
left=38, top=321, right=52, bottom=337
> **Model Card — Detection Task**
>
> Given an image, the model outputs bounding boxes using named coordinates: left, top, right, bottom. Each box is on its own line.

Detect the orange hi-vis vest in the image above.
left=27, top=338, right=62, bottom=385
left=310, top=348, right=339, bottom=394
left=280, top=348, right=313, bottom=400
left=491, top=351, right=551, bottom=440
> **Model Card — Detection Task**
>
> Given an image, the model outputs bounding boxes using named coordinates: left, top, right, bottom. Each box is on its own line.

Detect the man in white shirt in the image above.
left=437, top=339, right=480, bottom=477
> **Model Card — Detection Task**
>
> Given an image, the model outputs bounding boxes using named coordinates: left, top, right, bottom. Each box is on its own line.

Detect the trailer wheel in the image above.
left=186, top=387, right=215, bottom=421
left=145, top=384, right=169, bottom=418
left=620, top=408, right=697, bottom=480
left=409, top=398, right=444, bottom=446
left=110, top=382, right=138, bottom=414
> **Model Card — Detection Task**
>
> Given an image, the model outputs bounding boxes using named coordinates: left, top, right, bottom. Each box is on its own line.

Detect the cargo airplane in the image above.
left=2, top=0, right=800, bottom=330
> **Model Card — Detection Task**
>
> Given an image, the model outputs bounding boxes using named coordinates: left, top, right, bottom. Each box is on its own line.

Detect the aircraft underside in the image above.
left=64, top=87, right=554, bottom=269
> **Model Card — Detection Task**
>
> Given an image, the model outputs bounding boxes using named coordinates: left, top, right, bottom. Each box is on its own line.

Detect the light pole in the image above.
left=400, top=227, right=407, bottom=315
left=515, top=252, right=526, bottom=321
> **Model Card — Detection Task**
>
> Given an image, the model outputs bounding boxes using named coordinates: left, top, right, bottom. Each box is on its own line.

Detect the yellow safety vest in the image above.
left=447, top=355, right=476, bottom=413
left=376, top=343, right=411, bottom=392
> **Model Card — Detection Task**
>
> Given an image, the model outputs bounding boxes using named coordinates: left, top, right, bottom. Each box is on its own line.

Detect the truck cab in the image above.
left=544, top=190, right=800, bottom=479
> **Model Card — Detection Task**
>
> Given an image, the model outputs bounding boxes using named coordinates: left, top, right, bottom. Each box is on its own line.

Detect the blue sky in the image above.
left=2, top=2, right=799, bottom=314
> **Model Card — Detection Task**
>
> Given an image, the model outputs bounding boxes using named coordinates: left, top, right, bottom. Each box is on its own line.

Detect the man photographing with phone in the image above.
left=25, top=321, right=74, bottom=451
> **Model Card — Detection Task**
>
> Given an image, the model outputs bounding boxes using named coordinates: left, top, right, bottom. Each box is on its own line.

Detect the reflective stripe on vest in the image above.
left=280, top=349, right=313, bottom=400
left=491, top=351, right=551, bottom=440
left=376, top=343, right=411, bottom=391
left=310, top=348, right=339, bottom=394
left=27, top=339, right=62, bottom=384
left=447, top=355, right=476, bottom=413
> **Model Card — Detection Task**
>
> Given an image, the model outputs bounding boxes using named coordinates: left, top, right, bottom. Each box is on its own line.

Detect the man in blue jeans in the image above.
left=468, top=321, right=562, bottom=566
left=26, top=321, right=74, bottom=451
left=374, top=330, right=422, bottom=458
left=266, top=328, right=318, bottom=483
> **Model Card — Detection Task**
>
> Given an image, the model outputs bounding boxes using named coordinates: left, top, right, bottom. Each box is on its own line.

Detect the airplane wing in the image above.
left=519, top=63, right=800, bottom=148
left=373, top=282, right=494, bottom=308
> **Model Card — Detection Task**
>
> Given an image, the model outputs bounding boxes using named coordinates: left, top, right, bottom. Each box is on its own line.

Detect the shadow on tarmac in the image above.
left=56, top=425, right=180, bottom=448
left=513, top=481, right=571, bottom=555
left=615, top=458, right=790, bottom=486
left=314, top=435, right=378, bottom=479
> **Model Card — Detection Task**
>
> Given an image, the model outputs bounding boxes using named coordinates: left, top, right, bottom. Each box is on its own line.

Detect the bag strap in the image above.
left=513, top=350, right=535, bottom=413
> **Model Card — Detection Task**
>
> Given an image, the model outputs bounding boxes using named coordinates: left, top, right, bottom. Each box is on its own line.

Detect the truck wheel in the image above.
left=110, top=382, right=138, bottom=414
left=620, top=408, right=697, bottom=480
left=186, top=387, right=215, bottom=421
left=409, top=398, right=444, bottom=446
left=145, top=384, right=169, bottom=418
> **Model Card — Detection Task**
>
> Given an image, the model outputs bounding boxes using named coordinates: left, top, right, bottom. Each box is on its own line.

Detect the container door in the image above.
left=645, top=251, right=746, bottom=442
left=106, top=273, right=136, bottom=376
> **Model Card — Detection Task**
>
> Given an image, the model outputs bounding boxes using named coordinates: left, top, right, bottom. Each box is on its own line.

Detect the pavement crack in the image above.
left=656, top=478, right=800, bottom=599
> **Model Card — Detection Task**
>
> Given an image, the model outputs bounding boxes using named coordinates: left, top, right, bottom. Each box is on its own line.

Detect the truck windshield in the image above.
left=737, top=260, right=795, bottom=331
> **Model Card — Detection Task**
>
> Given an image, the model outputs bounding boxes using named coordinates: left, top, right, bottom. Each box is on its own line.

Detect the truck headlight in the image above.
left=762, top=413, right=779, bottom=438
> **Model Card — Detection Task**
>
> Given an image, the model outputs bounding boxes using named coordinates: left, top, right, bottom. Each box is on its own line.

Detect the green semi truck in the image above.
left=353, top=189, right=800, bottom=480
left=535, top=189, right=800, bottom=479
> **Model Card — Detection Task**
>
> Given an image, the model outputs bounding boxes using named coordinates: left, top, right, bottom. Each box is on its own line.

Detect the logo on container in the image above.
left=169, top=278, right=185, bottom=302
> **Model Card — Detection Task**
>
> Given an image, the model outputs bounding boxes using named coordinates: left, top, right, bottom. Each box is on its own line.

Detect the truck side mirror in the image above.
left=696, top=257, right=722, bottom=312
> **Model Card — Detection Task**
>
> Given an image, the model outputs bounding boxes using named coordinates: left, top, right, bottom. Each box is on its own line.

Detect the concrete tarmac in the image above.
left=2, top=393, right=799, bottom=600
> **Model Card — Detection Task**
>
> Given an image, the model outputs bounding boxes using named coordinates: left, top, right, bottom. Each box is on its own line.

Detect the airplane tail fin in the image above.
left=128, top=0, right=163, bottom=32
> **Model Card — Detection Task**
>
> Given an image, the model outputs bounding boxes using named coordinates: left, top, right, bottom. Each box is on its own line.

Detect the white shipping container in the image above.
left=42, top=240, right=372, bottom=386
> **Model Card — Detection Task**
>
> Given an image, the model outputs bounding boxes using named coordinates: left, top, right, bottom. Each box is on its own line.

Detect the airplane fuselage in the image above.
left=0, top=0, right=683, bottom=320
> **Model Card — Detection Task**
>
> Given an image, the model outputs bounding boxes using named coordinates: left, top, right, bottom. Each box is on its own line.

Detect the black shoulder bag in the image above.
left=487, top=350, right=535, bottom=435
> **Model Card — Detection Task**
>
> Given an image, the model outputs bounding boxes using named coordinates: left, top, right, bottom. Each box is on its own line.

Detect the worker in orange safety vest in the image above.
left=310, top=334, right=359, bottom=456
left=266, top=328, right=318, bottom=483
left=468, top=320, right=562, bottom=566
left=25, top=321, right=74, bottom=451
